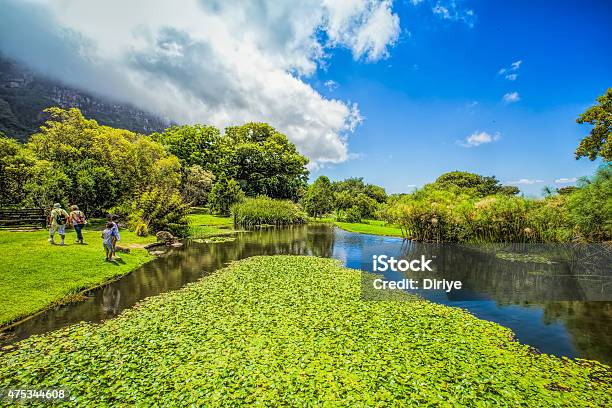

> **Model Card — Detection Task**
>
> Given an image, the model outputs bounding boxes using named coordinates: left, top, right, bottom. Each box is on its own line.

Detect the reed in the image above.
left=231, top=196, right=307, bottom=227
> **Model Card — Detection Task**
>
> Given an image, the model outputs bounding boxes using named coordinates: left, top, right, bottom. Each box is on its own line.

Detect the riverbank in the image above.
left=0, top=214, right=234, bottom=326
left=1, top=255, right=609, bottom=405
left=312, top=217, right=404, bottom=237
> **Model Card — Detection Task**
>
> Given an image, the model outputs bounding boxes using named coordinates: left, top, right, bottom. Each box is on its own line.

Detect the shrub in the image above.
left=126, top=188, right=191, bottom=236
left=231, top=196, right=306, bottom=227
left=209, top=178, right=244, bottom=216
left=337, top=206, right=362, bottom=223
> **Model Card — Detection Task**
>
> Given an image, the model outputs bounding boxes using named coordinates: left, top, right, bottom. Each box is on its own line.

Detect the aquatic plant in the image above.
left=0, top=256, right=609, bottom=405
left=231, top=196, right=307, bottom=227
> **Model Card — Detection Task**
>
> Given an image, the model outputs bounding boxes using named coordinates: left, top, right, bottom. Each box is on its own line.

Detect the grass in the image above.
left=232, top=197, right=307, bottom=227
left=186, top=213, right=235, bottom=237
left=0, top=227, right=155, bottom=326
left=0, top=256, right=609, bottom=406
left=0, top=212, right=233, bottom=326
left=334, top=219, right=404, bottom=237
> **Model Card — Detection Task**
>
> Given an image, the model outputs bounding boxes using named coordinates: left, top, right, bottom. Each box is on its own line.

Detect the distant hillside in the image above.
left=0, top=57, right=170, bottom=141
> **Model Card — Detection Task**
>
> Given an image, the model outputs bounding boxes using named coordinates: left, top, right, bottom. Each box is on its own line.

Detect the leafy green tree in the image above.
left=127, top=188, right=191, bottom=237
left=557, top=186, right=579, bottom=195
left=151, top=124, right=222, bottom=172
left=575, top=88, right=612, bottom=161
left=433, top=171, right=516, bottom=196
left=364, top=184, right=387, bottom=203
left=209, top=178, right=244, bottom=216
left=0, top=135, right=37, bottom=206
left=354, top=193, right=378, bottom=219
left=181, top=165, right=215, bottom=205
left=223, top=123, right=309, bottom=200
left=26, top=107, right=181, bottom=214
left=302, top=176, right=334, bottom=218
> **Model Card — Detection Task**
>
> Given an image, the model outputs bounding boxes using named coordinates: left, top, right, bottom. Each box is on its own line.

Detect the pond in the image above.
left=2, top=224, right=611, bottom=364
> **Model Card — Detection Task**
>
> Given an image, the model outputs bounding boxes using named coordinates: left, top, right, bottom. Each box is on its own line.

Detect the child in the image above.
left=101, top=222, right=114, bottom=261
left=107, top=214, right=121, bottom=259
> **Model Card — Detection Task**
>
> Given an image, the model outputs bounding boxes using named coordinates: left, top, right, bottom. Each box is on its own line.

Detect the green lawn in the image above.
left=0, top=256, right=609, bottom=405
left=0, top=228, right=155, bottom=326
left=334, top=219, right=404, bottom=237
left=186, top=213, right=235, bottom=237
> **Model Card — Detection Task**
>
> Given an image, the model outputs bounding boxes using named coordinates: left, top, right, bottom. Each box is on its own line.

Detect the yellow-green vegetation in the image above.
left=334, top=219, right=404, bottom=237
left=186, top=212, right=234, bottom=237
left=232, top=196, right=307, bottom=226
left=0, top=256, right=609, bottom=405
left=0, top=228, right=155, bottom=326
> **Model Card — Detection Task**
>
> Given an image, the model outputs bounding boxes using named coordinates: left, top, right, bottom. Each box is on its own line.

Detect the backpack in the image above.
left=73, top=211, right=85, bottom=224
left=55, top=211, right=67, bottom=225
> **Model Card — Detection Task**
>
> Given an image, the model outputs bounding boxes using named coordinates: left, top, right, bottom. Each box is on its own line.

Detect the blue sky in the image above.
left=1, top=0, right=609, bottom=196
left=310, top=0, right=611, bottom=195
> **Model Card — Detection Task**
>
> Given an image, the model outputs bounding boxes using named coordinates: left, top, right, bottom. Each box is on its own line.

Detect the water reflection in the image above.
left=1, top=225, right=610, bottom=364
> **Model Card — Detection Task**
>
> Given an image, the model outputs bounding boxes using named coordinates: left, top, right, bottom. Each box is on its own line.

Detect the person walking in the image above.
left=69, top=205, right=87, bottom=244
left=101, top=222, right=114, bottom=261
left=48, top=203, right=69, bottom=245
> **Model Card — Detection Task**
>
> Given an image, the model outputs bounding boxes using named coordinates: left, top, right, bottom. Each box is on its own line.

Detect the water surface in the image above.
left=2, top=225, right=610, bottom=364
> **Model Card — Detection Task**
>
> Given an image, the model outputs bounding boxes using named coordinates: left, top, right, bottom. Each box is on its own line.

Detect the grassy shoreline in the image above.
left=1, top=256, right=609, bottom=405
left=311, top=217, right=405, bottom=238
left=0, top=213, right=234, bottom=327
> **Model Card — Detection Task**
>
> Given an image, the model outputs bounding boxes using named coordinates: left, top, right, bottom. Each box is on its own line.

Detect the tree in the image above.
left=181, top=165, right=215, bottom=205
left=209, top=178, right=244, bottom=216
left=151, top=124, right=222, bottom=172
left=302, top=176, right=334, bottom=218
left=575, top=88, right=612, bottom=161
left=25, top=107, right=181, bottom=214
left=433, top=171, right=515, bottom=196
left=222, top=123, right=309, bottom=200
left=127, top=188, right=191, bottom=237
left=354, top=193, right=378, bottom=219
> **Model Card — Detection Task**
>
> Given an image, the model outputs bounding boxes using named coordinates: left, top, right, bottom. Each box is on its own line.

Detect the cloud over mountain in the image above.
left=0, top=0, right=401, bottom=165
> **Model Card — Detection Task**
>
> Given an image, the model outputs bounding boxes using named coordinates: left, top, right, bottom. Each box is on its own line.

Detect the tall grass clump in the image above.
left=232, top=196, right=307, bottom=227
left=383, top=185, right=580, bottom=243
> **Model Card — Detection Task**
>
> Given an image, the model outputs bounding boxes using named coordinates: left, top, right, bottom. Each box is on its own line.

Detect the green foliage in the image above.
left=153, top=122, right=310, bottom=201
left=337, top=206, right=362, bottom=223
left=20, top=107, right=181, bottom=214
left=383, top=184, right=575, bottom=243
left=181, top=165, right=215, bottom=205
left=209, top=178, right=245, bottom=216
left=151, top=124, right=221, bottom=171
left=433, top=171, right=518, bottom=197
left=575, top=88, right=612, bottom=161
left=566, top=165, right=612, bottom=241
left=302, top=176, right=334, bottom=218
left=232, top=196, right=307, bottom=226
left=331, top=177, right=386, bottom=218
left=1, top=256, right=609, bottom=405
left=126, top=188, right=191, bottom=237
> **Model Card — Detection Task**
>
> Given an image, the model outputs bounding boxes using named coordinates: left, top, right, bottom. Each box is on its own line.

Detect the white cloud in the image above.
left=554, top=177, right=578, bottom=183
left=498, top=60, right=522, bottom=80
left=502, top=92, right=520, bottom=103
left=432, top=2, right=476, bottom=27
left=324, top=80, right=339, bottom=91
left=0, top=0, right=402, bottom=166
left=458, top=131, right=501, bottom=147
left=506, top=179, right=544, bottom=185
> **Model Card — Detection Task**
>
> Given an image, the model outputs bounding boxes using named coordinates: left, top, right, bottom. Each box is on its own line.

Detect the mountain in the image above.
left=0, top=57, right=170, bottom=141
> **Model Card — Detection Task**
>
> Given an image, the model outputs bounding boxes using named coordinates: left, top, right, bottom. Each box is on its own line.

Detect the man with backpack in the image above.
left=69, top=205, right=87, bottom=244
left=48, top=203, right=69, bottom=245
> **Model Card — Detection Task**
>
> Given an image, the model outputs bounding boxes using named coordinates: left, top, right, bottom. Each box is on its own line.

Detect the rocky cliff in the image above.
left=0, top=57, right=170, bottom=141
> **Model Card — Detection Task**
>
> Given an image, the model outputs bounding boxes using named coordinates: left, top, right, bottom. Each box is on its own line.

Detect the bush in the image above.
left=126, top=188, right=191, bottom=236
left=566, top=165, right=612, bottom=241
left=231, top=196, right=306, bottom=227
left=209, top=178, right=244, bottom=216
left=337, top=206, right=362, bottom=223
